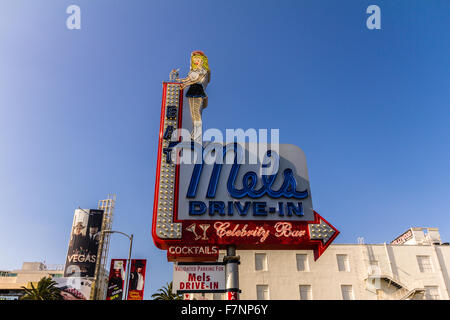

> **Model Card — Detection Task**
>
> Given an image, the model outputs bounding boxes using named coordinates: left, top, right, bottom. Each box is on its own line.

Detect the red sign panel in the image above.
left=167, top=245, right=219, bottom=262
left=152, top=82, right=339, bottom=261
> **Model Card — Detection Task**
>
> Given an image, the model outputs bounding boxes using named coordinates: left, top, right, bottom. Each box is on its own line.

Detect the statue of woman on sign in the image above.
left=179, top=51, right=210, bottom=143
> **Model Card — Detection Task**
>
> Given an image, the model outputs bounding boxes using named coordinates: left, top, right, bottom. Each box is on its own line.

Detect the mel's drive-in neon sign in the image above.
left=152, top=56, right=339, bottom=262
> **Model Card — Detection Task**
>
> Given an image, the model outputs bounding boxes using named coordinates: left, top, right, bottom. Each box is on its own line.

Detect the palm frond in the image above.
left=20, top=276, right=62, bottom=300
left=151, top=281, right=183, bottom=300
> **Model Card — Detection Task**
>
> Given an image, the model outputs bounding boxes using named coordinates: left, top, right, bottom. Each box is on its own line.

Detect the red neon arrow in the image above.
left=307, top=211, right=340, bottom=260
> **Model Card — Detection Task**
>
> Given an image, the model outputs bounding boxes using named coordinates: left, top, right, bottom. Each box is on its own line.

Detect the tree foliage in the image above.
left=20, top=276, right=63, bottom=300
left=151, top=281, right=182, bottom=300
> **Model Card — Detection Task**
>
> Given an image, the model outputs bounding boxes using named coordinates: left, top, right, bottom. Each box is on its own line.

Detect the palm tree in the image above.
left=20, top=276, right=63, bottom=300
left=151, top=281, right=182, bottom=300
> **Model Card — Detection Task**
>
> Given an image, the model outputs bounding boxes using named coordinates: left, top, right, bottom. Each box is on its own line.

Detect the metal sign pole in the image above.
left=92, top=230, right=105, bottom=300
left=224, top=246, right=240, bottom=300
left=124, top=234, right=133, bottom=300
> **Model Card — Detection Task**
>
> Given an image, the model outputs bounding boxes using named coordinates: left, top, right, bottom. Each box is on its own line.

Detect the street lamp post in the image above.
left=95, top=230, right=133, bottom=300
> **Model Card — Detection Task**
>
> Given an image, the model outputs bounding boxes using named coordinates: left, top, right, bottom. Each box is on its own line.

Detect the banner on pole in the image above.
left=106, top=259, right=127, bottom=300
left=127, top=259, right=147, bottom=300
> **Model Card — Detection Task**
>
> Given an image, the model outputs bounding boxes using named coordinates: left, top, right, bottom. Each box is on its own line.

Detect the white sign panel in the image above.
left=176, top=143, right=314, bottom=222
left=173, top=263, right=226, bottom=293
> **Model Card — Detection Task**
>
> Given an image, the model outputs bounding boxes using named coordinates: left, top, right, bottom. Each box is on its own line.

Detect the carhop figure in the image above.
left=178, top=50, right=210, bottom=143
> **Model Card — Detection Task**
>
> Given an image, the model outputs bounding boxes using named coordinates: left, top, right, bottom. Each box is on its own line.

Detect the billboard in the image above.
left=54, top=277, right=93, bottom=300
left=173, top=262, right=226, bottom=294
left=106, top=259, right=127, bottom=300
left=127, top=259, right=147, bottom=300
left=152, top=75, right=339, bottom=261
left=64, top=208, right=104, bottom=277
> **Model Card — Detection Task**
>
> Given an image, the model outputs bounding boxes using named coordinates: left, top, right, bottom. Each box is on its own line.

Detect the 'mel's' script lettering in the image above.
left=186, top=146, right=309, bottom=199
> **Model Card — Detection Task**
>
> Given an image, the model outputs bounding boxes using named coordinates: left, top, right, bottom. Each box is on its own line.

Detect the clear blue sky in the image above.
left=0, top=1, right=449, bottom=299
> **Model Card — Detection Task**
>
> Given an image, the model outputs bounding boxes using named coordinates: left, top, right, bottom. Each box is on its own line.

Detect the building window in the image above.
left=424, top=286, right=440, bottom=300
left=296, top=254, right=309, bottom=272
left=256, top=285, right=269, bottom=300
left=299, top=285, right=312, bottom=300
left=341, top=285, right=354, bottom=300
left=368, top=260, right=380, bottom=275
left=0, top=272, right=17, bottom=277
left=369, top=260, right=379, bottom=267
left=255, top=253, right=267, bottom=271
left=417, top=256, right=433, bottom=273
left=337, top=254, right=350, bottom=272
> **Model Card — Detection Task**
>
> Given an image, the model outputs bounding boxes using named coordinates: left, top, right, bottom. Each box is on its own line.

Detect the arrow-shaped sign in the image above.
left=307, top=211, right=340, bottom=260
left=309, top=218, right=336, bottom=244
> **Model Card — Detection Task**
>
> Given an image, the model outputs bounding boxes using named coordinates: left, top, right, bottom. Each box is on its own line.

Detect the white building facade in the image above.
left=0, top=262, right=64, bottom=300
left=189, top=227, right=450, bottom=300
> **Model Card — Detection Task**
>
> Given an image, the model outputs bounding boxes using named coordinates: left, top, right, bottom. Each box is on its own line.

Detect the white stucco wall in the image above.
left=191, top=243, right=450, bottom=300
